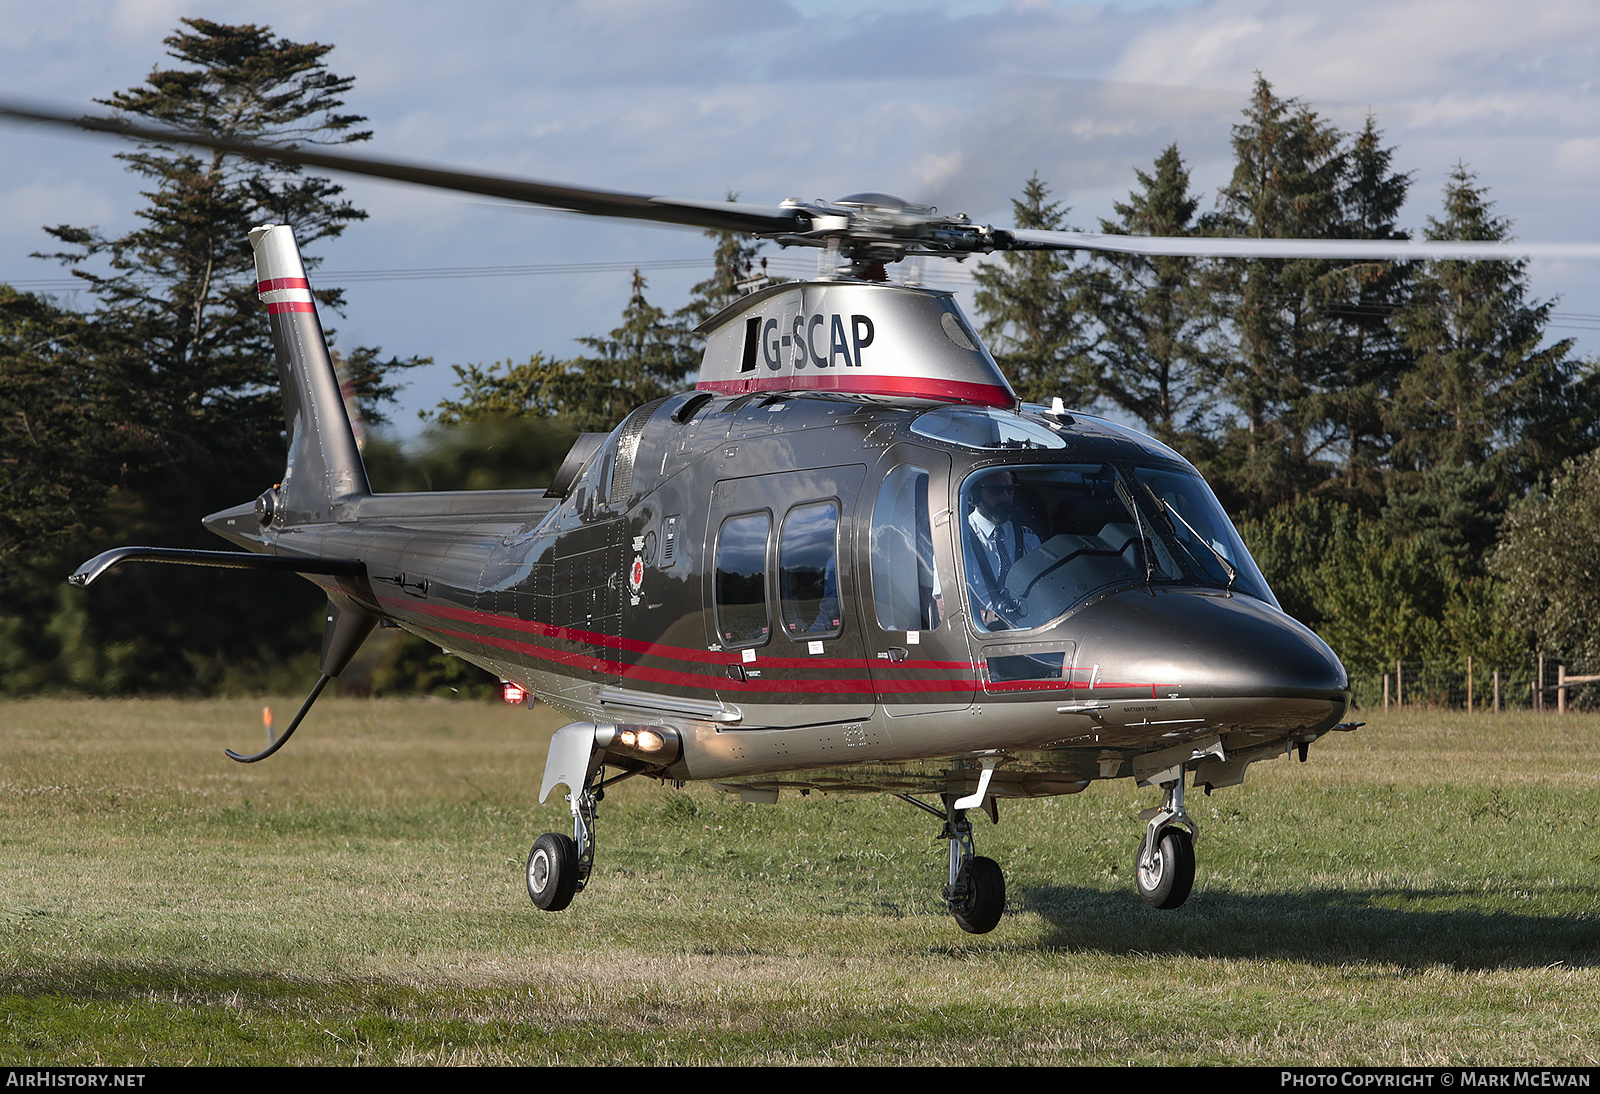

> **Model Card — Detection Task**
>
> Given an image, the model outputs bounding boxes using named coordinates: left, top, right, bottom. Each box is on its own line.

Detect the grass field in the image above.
left=2, top=696, right=1598, bottom=1065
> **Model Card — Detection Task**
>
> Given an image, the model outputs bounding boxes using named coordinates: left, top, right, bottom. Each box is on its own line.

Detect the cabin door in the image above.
left=703, top=465, right=873, bottom=729
left=858, top=447, right=976, bottom=717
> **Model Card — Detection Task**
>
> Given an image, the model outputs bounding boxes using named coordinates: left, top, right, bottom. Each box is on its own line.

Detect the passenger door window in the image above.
left=714, top=512, right=771, bottom=649
left=779, top=501, right=841, bottom=640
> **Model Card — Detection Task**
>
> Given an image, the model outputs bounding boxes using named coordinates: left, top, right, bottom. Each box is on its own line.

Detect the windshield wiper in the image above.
left=1142, top=482, right=1236, bottom=593
left=1114, top=478, right=1155, bottom=588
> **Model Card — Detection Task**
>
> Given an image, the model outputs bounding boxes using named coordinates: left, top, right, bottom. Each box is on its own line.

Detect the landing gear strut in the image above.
left=526, top=774, right=599, bottom=912
left=896, top=792, right=1006, bottom=933
left=1135, top=777, right=1197, bottom=910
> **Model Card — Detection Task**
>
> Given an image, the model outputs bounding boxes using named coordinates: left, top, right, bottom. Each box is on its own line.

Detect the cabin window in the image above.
left=715, top=512, right=771, bottom=648
left=870, top=466, right=942, bottom=632
left=779, top=501, right=840, bottom=640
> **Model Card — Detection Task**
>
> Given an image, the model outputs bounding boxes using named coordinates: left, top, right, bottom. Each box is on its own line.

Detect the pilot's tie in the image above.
left=994, top=528, right=1011, bottom=584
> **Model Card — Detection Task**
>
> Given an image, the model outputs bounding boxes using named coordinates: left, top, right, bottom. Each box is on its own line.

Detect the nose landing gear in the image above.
left=1135, top=777, right=1198, bottom=909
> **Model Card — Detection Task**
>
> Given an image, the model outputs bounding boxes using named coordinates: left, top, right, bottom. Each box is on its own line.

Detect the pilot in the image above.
left=965, top=469, right=1040, bottom=630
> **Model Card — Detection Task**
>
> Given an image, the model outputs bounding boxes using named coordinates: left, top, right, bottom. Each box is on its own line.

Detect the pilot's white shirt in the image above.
left=966, top=509, right=1040, bottom=610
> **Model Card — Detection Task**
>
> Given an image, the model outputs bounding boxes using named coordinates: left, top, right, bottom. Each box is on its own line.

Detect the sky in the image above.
left=4, top=0, right=1600, bottom=435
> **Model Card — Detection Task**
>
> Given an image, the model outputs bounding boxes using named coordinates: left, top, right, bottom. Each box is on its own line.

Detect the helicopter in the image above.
left=8, top=99, right=1593, bottom=933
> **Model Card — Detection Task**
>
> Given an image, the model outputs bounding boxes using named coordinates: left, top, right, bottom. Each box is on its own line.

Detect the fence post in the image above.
left=1384, top=673, right=1390, bottom=712
left=1559, top=663, right=1567, bottom=714
left=1467, top=656, right=1473, bottom=712
left=1396, top=660, right=1404, bottom=708
left=1493, top=669, right=1500, bottom=713
left=1538, top=653, right=1545, bottom=712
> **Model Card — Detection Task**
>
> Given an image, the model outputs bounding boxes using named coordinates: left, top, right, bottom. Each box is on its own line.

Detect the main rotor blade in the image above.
left=0, top=98, right=805, bottom=236
left=1006, top=229, right=1600, bottom=262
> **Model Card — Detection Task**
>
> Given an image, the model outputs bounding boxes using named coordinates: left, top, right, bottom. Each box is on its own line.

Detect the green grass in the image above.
left=2, top=698, right=1598, bottom=1064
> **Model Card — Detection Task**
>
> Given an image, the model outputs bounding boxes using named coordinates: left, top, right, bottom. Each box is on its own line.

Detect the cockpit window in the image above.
left=959, top=462, right=1274, bottom=633
left=1132, top=466, right=1276, bottom=606
left=910, top=406, right=1067, bottom=451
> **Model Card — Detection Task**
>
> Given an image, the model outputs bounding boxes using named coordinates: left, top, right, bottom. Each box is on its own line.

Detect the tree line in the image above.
left=3, top=20, right=1596, bottom=696
left=973, top=76, right=1600, bottom=681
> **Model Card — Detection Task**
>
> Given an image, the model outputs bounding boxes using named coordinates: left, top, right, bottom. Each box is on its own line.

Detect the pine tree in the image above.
left=565, top=269, right=693, bottom=429
left=1386, top=165, right=1600, bottom=565
left=431, top=271, right=691, bottom=434
left=972, top=174, right=1092, bottom=405
left=41, top=19, right=374, bottom=465
left=9, top=20, right=422, bottom=694
left=1203, top=76, right=1357, bottom=516
left=1077, top=145, right=1213, bottom=450
left=0, top=288, right=138, bottom=563
left=672, top=193, right=774, bottom=368
left=1318, top=115, right=1416, bottom=512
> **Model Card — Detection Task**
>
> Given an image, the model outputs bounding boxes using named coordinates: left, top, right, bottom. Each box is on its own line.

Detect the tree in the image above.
left=1386, top=165, right=1600, bottom=565
left=3, top=20, right=422, bottom=695
left=972, top=174, right=1093, bottom=405
left=1491, top=448, right=1600, bottom=663
left=568, top=269, right=695, bottom=427
left=671, top=193, right=775, bottom=367
left=0, top=288, right=143, bottom=566
left=1077, top=145, right=1214, bottom=450
left=432, top=271, right=690, bottom=434
left=1204, top=77, right=1413, bottom=518
left=40, top=19, right=374, bottom=466
left=1318, top=116, right=1417, bottom=512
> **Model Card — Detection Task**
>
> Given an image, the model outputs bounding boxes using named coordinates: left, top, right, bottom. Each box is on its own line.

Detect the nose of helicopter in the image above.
left=1069, top=587, right=1349, bottom=702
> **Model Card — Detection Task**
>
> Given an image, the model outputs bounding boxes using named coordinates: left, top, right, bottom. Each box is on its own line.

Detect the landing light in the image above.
left=502, top=682, right=528, bottom=705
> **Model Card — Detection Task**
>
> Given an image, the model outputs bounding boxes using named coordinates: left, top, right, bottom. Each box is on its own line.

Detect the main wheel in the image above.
left=526, top=832, right=580, bottom=912
left=952, top=855, right=1006, bottom=934
left=1135, top=826, right=1195, bottom=910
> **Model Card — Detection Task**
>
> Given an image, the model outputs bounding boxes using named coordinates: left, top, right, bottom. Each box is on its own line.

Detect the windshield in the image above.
left=959, top=462, right=1276, bottom=633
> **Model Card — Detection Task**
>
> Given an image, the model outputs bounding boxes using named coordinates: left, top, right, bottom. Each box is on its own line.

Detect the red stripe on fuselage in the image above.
left=378, top=595, right=1156, bottom=698
left=380, top=594, right=980, bottom=695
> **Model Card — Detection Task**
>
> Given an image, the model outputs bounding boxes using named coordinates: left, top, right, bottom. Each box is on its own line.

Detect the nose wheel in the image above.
left=1135, top=825, right=1195, bottom=909
left=1135, top=777, right=1198, bottom=910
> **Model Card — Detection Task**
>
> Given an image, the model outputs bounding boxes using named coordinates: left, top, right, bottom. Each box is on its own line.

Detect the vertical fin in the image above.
left=250, top=224, right=370, bottom=522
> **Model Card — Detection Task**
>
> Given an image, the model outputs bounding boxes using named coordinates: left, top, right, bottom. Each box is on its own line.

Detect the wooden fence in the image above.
left=1351, top=655, right=1600, bottom=712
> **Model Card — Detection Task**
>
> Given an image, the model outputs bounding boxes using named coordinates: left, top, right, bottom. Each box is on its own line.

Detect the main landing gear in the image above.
left=1135, top=776, right=1198, bottom=910
left=526, top=779, right=599, bottom=912
left=897, top=791, right=1007, bottom=934
left=526, top=721, right=683, bottom=913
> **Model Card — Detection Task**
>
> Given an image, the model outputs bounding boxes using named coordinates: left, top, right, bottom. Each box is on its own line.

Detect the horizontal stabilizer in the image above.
left=69, top=546, right=365, bottom=588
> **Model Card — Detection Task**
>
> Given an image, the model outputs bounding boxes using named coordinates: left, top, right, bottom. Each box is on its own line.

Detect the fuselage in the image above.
left=205, top=389, right=1349, bottom=791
